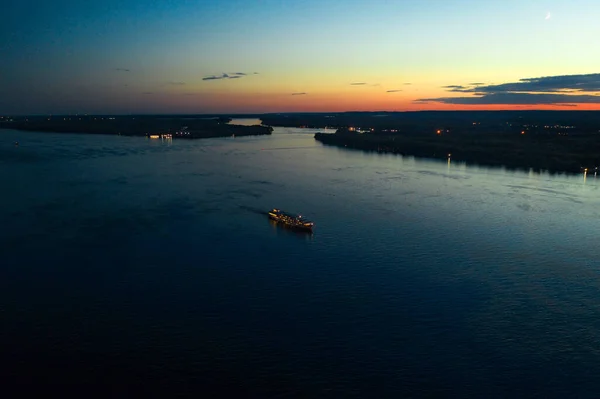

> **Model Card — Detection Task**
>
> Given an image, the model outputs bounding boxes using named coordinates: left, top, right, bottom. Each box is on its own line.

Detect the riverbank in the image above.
left=0, top=116, right=272, bottom=139
left=315, top=128, right=600, bottom=174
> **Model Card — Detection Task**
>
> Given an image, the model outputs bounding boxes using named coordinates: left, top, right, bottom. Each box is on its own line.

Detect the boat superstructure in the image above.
left=268, top=209, right=314, bottom=231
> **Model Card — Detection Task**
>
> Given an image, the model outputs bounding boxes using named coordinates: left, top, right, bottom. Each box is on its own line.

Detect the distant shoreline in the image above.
left=0, top=116, right=272, bottom=139
left=263, top=112, right=600, bottom=175
left=314, top=129, right=599, bottom=175
left=3, top=111, right=600, bottom=174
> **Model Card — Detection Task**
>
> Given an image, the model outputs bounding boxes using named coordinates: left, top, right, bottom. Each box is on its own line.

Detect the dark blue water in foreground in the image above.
left=2, top=123, right=600, bottom=397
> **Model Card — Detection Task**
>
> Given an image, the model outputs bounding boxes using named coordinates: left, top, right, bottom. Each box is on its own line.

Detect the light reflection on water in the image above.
left=268, top=219, right=314, bottom=241
left=227, top=118, right=263, bottom=126
left=1, top=123, right=600, bottom=396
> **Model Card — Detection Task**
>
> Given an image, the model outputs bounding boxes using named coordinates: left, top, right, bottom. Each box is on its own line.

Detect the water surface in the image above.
left=1, top=125, right=600, bottom=397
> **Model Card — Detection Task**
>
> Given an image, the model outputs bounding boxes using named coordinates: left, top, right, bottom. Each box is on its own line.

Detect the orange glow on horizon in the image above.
left=204, top=96, right=600, bottom=113
left=113, top=88, right=600, bottom=114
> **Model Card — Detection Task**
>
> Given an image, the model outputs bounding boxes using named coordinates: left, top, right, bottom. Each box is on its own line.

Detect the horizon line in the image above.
left=3, top=109, right=600, bottom=117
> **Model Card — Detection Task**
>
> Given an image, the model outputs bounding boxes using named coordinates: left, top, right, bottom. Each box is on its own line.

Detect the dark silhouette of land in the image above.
left=287, top=111, right=600, bottom=174
left=3, top=111, right=600, bottom=173
left=0, top=115, right=272, bottom=138
left=260, top=111, right=600, bottom=133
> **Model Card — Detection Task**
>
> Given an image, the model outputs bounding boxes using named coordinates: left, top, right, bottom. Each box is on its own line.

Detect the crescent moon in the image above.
left=545, top=11, right=551, bottom=20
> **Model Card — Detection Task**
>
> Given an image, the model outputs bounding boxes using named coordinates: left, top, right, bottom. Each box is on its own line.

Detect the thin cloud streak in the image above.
left=387, top=90, right=402, bottom=93
left=291, top=92, right=307, bottom=95
left=202, top=72, right=256, bottom=81
left=350, top=82, right=366, bottom=85
left=442, top=85, right=472, bottom=92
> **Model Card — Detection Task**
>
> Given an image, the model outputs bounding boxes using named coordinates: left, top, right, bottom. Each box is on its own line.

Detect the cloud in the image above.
left=370, top=83, right=381, bottom=87
left=416, top=92, right=600, bottom=105
left=115, top=68, right=130, bottom=72
left=469, top=82, right=484, bottom=86
left=202, top=73, right=230, bottom=80
left=350, top=82, right=366, bottom=85
left=291, top=92, right=307, bottom=95
left=202, top=72, right=256, bottom=81
left=167, top=81, right=185, bottom=86
left=460, top=74, right=600, bottom=94
left=442, top=85, right=474, bottom=93
left=387, top=89, right=402, bottom=93
left=419, top=73, right=600, bottom=105
left=404, top=83, right=412, bottom=85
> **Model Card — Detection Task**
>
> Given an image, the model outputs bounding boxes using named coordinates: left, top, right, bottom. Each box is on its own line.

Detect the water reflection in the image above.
left=268, top=219, right=314, bottom=241
left=228, top=118, right=263, bottom=126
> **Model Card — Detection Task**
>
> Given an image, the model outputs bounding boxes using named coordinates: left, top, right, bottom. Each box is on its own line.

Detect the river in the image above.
left=1, top=121, right=599, bottom=397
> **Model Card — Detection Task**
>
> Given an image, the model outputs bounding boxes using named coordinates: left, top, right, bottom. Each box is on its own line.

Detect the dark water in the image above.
left=2, top=124, right=600, bottom=397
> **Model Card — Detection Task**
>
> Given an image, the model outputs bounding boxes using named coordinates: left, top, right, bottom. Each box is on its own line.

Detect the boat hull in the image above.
left=268, top=210, right=314, bottom=232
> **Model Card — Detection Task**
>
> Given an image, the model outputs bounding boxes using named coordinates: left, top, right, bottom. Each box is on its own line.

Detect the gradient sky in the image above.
left=2, top=0, right=600, bottom=114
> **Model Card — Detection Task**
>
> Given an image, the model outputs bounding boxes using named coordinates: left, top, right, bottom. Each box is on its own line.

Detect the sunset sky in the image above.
left=2, top=0, right=600, bottom=114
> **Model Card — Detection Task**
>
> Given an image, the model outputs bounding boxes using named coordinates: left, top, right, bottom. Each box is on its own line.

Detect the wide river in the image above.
left=2, top=120, right=600, bottom=397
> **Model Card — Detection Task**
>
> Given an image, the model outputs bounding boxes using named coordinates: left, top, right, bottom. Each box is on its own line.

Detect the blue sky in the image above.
left=2, top=0, right=600, bottom=114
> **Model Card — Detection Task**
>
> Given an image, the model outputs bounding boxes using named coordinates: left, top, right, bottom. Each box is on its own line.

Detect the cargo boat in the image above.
left=268, top=209, right=314, bottom=232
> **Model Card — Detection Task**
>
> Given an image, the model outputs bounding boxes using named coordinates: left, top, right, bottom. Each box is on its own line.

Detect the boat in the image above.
left=268, top=208, right=314, bottom=231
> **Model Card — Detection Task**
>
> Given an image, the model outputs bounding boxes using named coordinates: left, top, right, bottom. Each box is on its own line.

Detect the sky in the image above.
left=2, top=0, right=600, bottom=114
